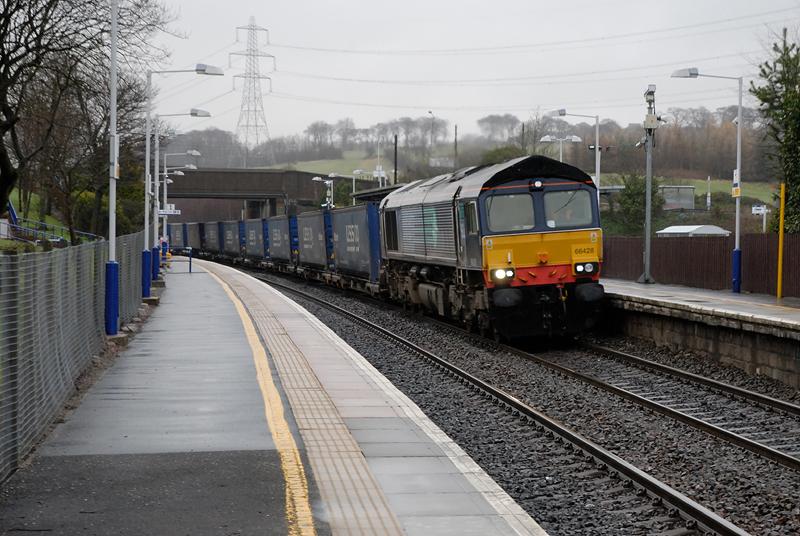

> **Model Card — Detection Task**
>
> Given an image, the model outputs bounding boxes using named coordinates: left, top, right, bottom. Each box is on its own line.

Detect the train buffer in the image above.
left=0, top=259, right=547, bottom=536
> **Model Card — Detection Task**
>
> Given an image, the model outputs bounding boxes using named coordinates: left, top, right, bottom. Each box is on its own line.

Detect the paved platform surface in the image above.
left=1, top=260, right=546, bottom=536
left=604, top=278, right=800, bottom=335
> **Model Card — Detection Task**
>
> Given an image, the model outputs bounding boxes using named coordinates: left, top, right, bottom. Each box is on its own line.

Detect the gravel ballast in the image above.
left=256, top=273, right=800, bottom=536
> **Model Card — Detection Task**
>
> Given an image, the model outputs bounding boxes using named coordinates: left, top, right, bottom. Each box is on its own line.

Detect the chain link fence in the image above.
left=0, top=230, right=146, bottom=482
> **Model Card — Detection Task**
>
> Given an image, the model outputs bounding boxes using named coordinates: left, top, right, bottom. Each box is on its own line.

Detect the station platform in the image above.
left=0, top=259, right=545, bottom=535
left=603, top=278, right=800, bottom=387
left=603, top=278, right=800, bottom=338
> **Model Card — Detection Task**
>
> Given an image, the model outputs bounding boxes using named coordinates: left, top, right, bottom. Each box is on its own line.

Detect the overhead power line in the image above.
left=275, top=52, right=759, bottom=87
left=268, top=7, right=797, bottom=56
left=265, top=86, right=749, bottom=114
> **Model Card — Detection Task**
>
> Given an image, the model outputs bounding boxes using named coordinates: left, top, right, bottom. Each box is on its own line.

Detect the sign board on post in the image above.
left=158, top=209, right=181, bottom=216
left=731, top=169, right=741, bottom=198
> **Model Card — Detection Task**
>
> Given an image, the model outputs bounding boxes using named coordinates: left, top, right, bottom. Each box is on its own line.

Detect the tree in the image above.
left=614, top=174, right=664, bottom=235
left=334, top=118, right=356, bottom=149
left=750, top=28, right=800, bottom=232
left=0, top=0, right=171, bottom=214
left=480, top=146, right=526, bottom=165
left=304, top=121, right=334, bottom=150
left=477, top=114, right=521, bottom=142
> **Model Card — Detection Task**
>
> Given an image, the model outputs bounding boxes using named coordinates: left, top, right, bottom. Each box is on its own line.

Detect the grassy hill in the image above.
left=10, top=189, right=67, bottom=228
left=274, top=151, right=395, bottom=177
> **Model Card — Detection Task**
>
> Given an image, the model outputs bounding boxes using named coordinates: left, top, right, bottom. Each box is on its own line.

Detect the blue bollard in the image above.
left=152, top=246, right=160, bottom=281
left=732, top=248, right=742, bottom=293
left=141, top=250, right=151, bottom=298
left=105, top=261, right=119, bottom=335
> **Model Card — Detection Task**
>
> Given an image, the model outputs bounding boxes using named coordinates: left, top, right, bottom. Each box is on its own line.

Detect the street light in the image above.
left=312, top=176, right=334, bottom=209
left=539, top=135, right=582, bottom=162
left=153, top=110, right=209, bottom=271
left=143, top=65, right=222, bottom=291
left=106, top=0, right=120, bottom=335
left=557, top=109, right=601, bottom=189
left=672, top=66, right=744, bottom=293
left=428, top=110, right=435, bottom=153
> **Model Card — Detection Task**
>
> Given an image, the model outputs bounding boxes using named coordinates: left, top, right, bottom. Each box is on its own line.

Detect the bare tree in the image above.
left=0, top=0, right=171, bottom=213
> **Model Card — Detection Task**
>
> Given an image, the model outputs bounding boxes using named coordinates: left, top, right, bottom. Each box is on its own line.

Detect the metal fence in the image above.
left=603, top=233, right=799, bottom=297
left=115, top=232, right=144, bottom=324
left=0, top=230, right=145, bottom=482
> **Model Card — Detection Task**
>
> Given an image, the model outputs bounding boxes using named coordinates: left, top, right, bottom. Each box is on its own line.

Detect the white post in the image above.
left=163, top=153, right=168, bottom=243
left=558, top=139, right=563, bottom=162
left=105, top=0, right=120, bottom=335
left=594, top=115, right=600, bottom=189
left=735, top=78, right=742, bottom=251
left=144, top=72, right=152, bottom=250
left=732, top=77, right=743, bottom=293
left=706, top=175, right=711, bottom=211
left=153, top=118, right=160, bottom=251
left=108, top=0, right=118, bottom=261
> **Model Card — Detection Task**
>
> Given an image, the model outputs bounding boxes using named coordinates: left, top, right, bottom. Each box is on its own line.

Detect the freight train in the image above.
left=171, top=155, right=605, bottom=338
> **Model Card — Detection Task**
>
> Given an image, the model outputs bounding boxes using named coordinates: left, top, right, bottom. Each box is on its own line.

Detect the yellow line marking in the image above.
left=208, top=271, right=317, bottom=536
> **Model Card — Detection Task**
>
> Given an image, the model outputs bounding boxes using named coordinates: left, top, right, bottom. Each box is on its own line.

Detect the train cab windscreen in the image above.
left=486, top=193, right=535, bottom=232
left=544, top=189, right=593, bottom=229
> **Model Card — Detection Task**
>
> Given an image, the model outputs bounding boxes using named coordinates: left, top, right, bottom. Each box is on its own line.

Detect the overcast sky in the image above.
left=152, top=0, right=800, bottom=139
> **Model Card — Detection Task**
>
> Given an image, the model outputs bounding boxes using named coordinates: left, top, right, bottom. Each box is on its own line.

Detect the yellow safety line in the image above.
left=208, top=271, right=317, bottom=536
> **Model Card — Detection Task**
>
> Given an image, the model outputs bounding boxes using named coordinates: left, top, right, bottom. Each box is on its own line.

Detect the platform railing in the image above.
left=0, top=230, right=144, bottom=483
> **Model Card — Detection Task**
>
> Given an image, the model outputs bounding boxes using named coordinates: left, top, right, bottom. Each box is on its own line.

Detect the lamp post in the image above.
left=638, top=84, right=659, bottom=284
left=143, top=65, right=222, bottom=291
left=539, top=135, right=582, bottom=162
left=162, top=151, right=200, bottom=248
left=428, top=110, right=435, bottom=154
left=312, top=176, right=334, bottom=209
left=106, top=0, right=119, bottom=335
left=152, top=110, right=209, bottom=276
left=672, top=67, right=743, bottom=293
left=557, top=109, right=601, bottom=189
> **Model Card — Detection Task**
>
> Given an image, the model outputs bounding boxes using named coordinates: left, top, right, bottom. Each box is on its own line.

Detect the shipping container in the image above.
left=203, top=221, right=222, bottom=253
left=168, top=223, right=187, bottom=248
left=186, top=222, right=203, bottom=251
left=297, top=210, right=333, bottom=268
left=221, top=220, right=243, bottom=256
left=331, top=203, right=381, bottom=281
left=244, top=218, right=269, bottom=259
left=267, top=214, right=297, bottom=263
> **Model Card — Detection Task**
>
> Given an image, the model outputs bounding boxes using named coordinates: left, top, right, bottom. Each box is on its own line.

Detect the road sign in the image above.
left=158, top=209, right=181, bottom=216
left=752, top=205, right=768, bottom=215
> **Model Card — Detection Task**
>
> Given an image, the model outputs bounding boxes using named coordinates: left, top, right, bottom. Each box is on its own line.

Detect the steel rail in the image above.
left=257, top=275, right=751, bottom=536
left=582, top=342, right=800, bottom=417
left=493, top=339, right=800, bottom=473
left=418, top=314, right=800, bottom=473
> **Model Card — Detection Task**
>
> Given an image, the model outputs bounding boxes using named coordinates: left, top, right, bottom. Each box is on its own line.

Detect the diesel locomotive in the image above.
left=172, top=155, right=604, bottom=338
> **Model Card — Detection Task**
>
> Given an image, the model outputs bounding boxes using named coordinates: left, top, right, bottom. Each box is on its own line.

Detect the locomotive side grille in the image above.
left=423, top=203, right=456, bottom=261
left=400, top=205, right=426, bottom=256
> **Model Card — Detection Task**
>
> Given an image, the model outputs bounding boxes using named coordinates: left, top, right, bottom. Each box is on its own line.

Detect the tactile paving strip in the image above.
left=203, top=261, right=547, bottom=536
left=205, top=263, right=404, bottom=536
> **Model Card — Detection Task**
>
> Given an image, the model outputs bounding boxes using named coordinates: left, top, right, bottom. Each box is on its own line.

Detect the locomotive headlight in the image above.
left=505, top=269, right=514, bottom=278
left=574, top=262, right=598, bottom=275
left=494, top=269, right=507, bottom=280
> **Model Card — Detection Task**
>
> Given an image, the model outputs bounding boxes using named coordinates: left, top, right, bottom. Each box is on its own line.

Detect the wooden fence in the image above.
left=602, top=233, right=799, bottom=298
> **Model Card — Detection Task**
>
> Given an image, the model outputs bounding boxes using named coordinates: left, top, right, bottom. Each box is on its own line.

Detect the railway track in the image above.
left=410, top=304, right=800, bottom=473
left=258, top=275, right=750, bottom=536
left=505, top=342, right=800, bottom=472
